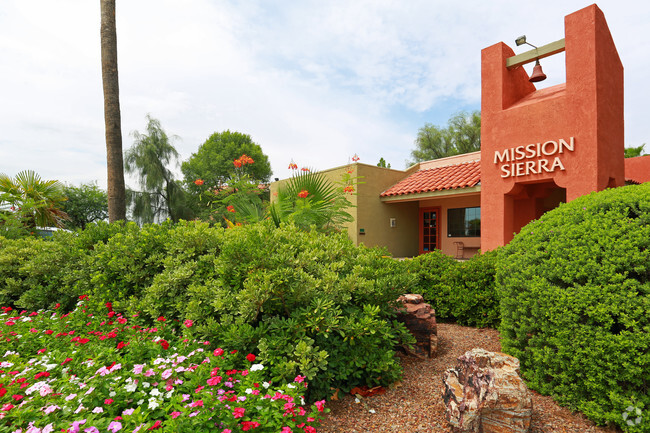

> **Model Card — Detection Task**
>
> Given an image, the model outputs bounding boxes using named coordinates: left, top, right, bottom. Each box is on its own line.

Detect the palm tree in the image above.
left=270, top=170, right=354, bottom=232
left=100, top=0, right=127, bottom=222
left=0, top=170, right=69, bottom=228
left=124, top=115, right=191, bottom=224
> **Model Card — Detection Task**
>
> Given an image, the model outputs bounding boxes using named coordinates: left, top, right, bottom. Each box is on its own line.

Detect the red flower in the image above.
left=54, top=303, right=60, bottom=309
left=157, top=316, right=166, bottom=322
left=61, top=358, right=73, bottom=365
left=159, top=339, right=170, bottom=350
left=232, top=407, right=246, bottom=419
left=298, top=190, right=309, bottom=198
left=233, top=159, right=242, bottom=168
left=34, top=372, right=50, bottom=379
left=194, top=179, right=204, bottom=186
left=213, top=348, right=224, bottom=357
left=106, top=302, right=113, bottom=311
left=343, top=185, right=355, bottom=193
left=105, top=398, right=114, bottom=405
left=78, top=295, right=88, bottom=301
left=288, top=161, right=298, bottom=170
left=12, top=394, right=23, bottom=401
left=183, top=319, right=193, bottom=328
left=300, top=167, right=310, bottom=172
left=241, top=421, right=261, bottom=431
left=227, top=205, right=236, bottom=213
left=117, top=341, right=128, bottom=350
left=352, top=153, right=360, bottom=162
left=148, top=420, right=162, bottom=430
left=37, top=348, right=47, bottom=354
left=246, top=353, right=256, bottom=362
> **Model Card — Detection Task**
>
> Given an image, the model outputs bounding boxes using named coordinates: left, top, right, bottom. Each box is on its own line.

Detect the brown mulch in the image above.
left=317, top=323, right=619, bottom=433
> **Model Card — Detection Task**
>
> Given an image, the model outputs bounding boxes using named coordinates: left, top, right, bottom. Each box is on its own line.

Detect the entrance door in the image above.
left=419, top=207, right=440, bottom=254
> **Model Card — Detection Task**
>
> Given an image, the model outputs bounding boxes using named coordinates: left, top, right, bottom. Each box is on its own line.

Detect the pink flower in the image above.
left=148, top=420, right=162, bottom=430
left=281, top=428, right=292, bottom=433
left=183, top=319, right=193, bottom=328
left=232, top=407, right=245, bottom=418
left=122, top=408, right=135, bottom=416
left=213, top=348, right=224, bottom=357
left=84, top=428, right=100, bottom=433
left=105, top=398, right=114, bottom=405
left=294, top=375, right=305, bottom=383
left=190, top=400, right=204, bottom=408
left=207, top=376, right=222, bottom=386
left=171, top=411, right=181, bottom=419
left=303, top=427, right=317, bottom=433
left=221, top=430, right=232, bottom=433
left=314, top=400, right=326, bottom=412
left=107, top=421, right=123, bottom=432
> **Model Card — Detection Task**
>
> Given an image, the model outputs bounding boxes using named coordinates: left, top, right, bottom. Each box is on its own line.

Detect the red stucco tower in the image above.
left=480, top=4, right=624, bottom=251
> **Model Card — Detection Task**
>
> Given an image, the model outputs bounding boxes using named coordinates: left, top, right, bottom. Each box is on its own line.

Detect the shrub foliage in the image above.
left=0, top=220, right=415, bottom=401
left=407, top=249, right=500, bottom=328
left=497, top=184, right=650, bottom=430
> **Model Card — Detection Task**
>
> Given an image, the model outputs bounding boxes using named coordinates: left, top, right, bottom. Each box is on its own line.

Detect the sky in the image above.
left=1, top=1, right=648, bottom=189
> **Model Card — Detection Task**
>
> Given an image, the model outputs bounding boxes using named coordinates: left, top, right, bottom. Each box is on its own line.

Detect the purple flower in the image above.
left=107, top=421, right=122, bottom=433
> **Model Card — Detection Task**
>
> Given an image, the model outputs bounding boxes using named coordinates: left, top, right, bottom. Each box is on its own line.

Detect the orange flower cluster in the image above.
left=227, top=205, right=236, bottom=213
left=301, top=167, right=310, bottom=172
left=233, top=154, right=254, bottom=168
left=194, top=179, right=204, bottom=186
left=351, top=154, right=360, bottom=162
left=288, top=161, right=298, bottom=170
left=343, top=185, right=355, bottom=193
left=298, top=190, right=309, bottom=198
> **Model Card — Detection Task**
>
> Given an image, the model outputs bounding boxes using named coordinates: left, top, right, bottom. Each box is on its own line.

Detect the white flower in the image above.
left=74, top=404, right=85, bottom=414
left=165, top=390, right=174, bottom=399
left=148, top=398, right=160, bottom=410
left=84, top=386, right=96, bottom=395
left=109, top=391, right=116, bottom=397
left=369, top=409, right=376, bottom=414
left=44, top=363, right=58, bottom=371
left=137, top=399, right=144, bottom=405
left=262, top=382, right=270, bottom=389
left=287, top=384, right=296, bottom=389
left=150, top=389, right=161, bottom=397
left=142, top=382, right=150, bottom=388
left=92, top=407, right=103, bottom=414
left=0, top=361, right=13, bottom=368
left=124, top=382, right=137, bottom=393
left=250, top=363, right=264, bottom=371
left=245, top=388, right=253, bottom=394
left=355, top=398, right=361, bottom=404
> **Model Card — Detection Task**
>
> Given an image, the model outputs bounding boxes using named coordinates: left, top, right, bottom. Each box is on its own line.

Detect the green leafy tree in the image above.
left=411, top=110, right=481, bottom=163
left=0, top=170, right=68, bottom=229
left=377, top=157, right=391, bottom=169
left=182, top=131, right=272, bottom=191
left=124, top=115, right=192, bottom=224
left=61, top=182, right=109, bottom=230
left=624, top=143, right=646, bottom=158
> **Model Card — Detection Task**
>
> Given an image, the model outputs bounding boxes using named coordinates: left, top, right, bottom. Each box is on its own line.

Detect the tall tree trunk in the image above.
left=100, top=0, right=126, bottom=222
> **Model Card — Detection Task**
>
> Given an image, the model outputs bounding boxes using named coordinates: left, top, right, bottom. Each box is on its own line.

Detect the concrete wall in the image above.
left=480, top=4, right=624, bottom=250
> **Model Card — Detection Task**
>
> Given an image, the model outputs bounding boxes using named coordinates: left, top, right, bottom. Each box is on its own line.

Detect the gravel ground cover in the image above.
left=318, top=323, right=618, bottom=433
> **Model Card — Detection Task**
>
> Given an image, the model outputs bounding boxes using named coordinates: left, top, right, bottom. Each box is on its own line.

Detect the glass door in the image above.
left=419, top=207, right=440, bottom=254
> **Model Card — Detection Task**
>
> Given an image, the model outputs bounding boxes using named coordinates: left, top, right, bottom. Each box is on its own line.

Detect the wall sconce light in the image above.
left=515, top=35, right=547, bottom=83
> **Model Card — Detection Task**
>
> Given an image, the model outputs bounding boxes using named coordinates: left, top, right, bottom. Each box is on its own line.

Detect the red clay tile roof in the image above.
left=380, top=160, right=481, bottom=197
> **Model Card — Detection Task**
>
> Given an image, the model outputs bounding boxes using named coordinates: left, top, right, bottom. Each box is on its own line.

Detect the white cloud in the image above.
left=0, top=0, right=648, bottom=189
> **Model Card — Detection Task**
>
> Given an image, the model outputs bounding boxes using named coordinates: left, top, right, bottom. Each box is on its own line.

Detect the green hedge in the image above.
left=497, top=184, right=650, bottom=430
left=0, top=220, right=415, bottom=401
left=407, top=249, right=500, bottom=328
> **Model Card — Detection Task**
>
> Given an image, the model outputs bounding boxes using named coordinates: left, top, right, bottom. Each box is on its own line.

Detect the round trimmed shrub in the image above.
left=497, top=183, right=650, bottom=430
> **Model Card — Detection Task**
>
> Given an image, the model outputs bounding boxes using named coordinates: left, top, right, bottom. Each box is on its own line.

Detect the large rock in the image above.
left=442, top=348, right=532, bottom=433
left=395, top=294, right=437, bottom=358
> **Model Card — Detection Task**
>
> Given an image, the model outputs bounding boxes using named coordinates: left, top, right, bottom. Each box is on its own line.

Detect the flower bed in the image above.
left=0, top=297, right=325, bottom=432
